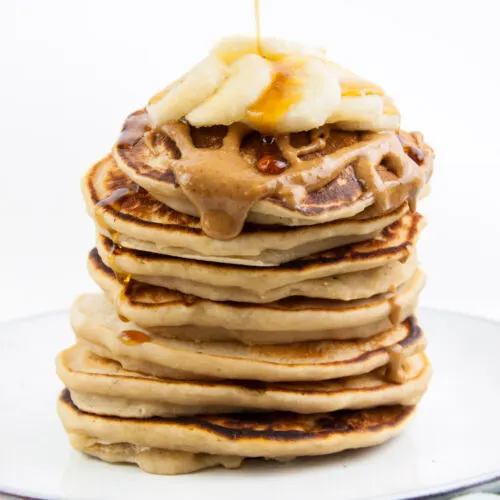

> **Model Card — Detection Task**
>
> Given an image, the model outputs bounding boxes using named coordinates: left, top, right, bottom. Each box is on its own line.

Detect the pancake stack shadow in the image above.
left=56, top=117, right=434, bottom=474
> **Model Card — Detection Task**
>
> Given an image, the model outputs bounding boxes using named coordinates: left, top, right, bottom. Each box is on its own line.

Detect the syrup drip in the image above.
left=254, top=0, right=262, bottom=55
left=95, top=186, right=139, bottom=323
left=119, top=330, right=151, bottom=346
left=119, top=274, right=132, bottom=301
left=257, top=155, right=288, bottom=174
left=246, top=63, right=303, bottom=133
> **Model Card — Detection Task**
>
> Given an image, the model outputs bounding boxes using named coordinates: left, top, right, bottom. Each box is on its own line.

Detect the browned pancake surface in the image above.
left=60, top=389, right=415, bottom=441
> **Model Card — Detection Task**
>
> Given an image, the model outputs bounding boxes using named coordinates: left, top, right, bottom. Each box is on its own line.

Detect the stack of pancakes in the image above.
left=56, top=113, right=434, bottom=474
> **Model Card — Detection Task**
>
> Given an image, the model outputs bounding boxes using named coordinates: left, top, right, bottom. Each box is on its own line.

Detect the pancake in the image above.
left=102, top=249, right=417, bottom=303
left=95, top=212, right=424, bottom=303
left=82, top=154, right=410, bottom=266
left=71, top=294, right=426, bottom=382
left=88, top=252, right=425, bottom=342
left=96, top=213, right=425, bottom=302
left=58, top=346, right=431, bottom=417
left=58, top=389, right=417, bottom=474
left=113, top=111, right=433, bottom=234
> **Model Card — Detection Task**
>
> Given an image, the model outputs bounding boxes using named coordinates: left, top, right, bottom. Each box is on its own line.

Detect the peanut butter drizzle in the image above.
left=385, top=344, right=408, bottom=384
left=399, top=247, right=411, bottom=264
left=117, top=111, right=151, bottom=148
left=388, top=296, right=402, bottom=325
left=119, top=110, right=426, bottom=240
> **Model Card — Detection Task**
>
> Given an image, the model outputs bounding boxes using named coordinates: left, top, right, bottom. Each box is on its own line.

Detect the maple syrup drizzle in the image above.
left=257, top=155, right=288, bottom=174
left=119, top=330, right=151, bottom=346
left=246, top=62, right=303, bottom=133
left=254, top=0, right=263, bottom=55
left=119, top=274, right=132, bottom=302
left=95, top=185, right=140, bottom=323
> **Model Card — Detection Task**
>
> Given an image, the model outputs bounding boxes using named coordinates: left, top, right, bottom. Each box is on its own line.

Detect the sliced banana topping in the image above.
left=187, top=54, right=273, bottom=127
left=147, top=55, right=228, bottom=127
left=245, top=56, right=341, bottom=133
left=146, top=36, right=400, bottom=133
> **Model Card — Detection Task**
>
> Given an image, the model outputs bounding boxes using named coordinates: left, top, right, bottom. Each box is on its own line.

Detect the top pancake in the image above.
left=83, top=155, right=410, bottom=266
left=112, top=111, right=433, bottom=237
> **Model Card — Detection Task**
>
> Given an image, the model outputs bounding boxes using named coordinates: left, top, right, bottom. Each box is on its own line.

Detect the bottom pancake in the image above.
left=58, top=389, right=416, bottom=474
left=68, top=433, right=244, bottom=475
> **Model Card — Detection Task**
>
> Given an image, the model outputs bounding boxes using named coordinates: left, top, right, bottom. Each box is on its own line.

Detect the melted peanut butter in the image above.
left=119, top=330, right=151, bottom=346
left=118, top=110, right=427, bottom=240
left=385, top=344, right=408, bottom=384
left=399, top=247, right=411, bottom=264
left=388, top=296, right=402, bottom=325
left=117, top=111, right=151, bottom=148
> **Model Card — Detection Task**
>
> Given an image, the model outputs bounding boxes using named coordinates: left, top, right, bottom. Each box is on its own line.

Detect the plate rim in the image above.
left=1, top=471, right=499, bottom=500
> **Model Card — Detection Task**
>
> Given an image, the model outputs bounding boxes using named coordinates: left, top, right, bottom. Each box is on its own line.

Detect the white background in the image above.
left=1, top=0, right=499, bottom=323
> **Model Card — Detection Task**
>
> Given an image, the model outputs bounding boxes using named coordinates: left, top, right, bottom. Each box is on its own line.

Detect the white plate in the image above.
left=1, top=308, right=499, bottom=500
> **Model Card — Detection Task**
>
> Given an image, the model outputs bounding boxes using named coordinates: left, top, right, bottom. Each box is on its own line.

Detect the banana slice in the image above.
left=328, top=95, right=384, bottom=123
left=146, top=36, right=400, bottom=133
left=186, top=54, right=273, bottom=127
left=147, top=55, right=228, bottom=127
left=335, top=113, right=401, bottom=131
left=212, top=35, right=325, bottom=63
left=271, top=56, right=342, bottom=133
